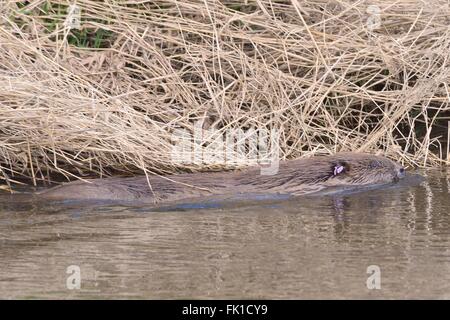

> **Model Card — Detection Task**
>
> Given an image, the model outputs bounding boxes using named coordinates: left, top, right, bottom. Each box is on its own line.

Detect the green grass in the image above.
left=13, top=1, right=114, bottom=49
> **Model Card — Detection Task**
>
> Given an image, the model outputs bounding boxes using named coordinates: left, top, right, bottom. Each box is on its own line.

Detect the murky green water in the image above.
left=0, top=169, right=449, bottom=299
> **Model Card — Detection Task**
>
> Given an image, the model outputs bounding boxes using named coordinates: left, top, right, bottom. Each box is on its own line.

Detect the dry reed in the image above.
left=0, top=0, right=449, bottom=187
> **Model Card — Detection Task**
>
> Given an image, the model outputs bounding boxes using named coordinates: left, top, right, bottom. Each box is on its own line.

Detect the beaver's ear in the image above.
left=332, top=162, right=349, bottom=176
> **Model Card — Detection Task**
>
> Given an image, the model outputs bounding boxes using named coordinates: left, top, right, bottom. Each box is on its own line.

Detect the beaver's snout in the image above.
left=393, top=166, right=406, bottom=182
left=397, top=167, right=406, bottom=179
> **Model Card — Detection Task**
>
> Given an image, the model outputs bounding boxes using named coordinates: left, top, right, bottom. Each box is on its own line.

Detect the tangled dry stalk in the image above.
left=0, top=0, right=449, bottom=188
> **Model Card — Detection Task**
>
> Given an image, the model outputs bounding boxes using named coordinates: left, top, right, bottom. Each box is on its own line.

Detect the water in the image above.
left=0, top=169, right=449, bottom=299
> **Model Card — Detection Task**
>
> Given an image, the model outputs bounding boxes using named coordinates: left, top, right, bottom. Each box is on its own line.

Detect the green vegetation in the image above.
left=12, top=1, right=113, bottom=48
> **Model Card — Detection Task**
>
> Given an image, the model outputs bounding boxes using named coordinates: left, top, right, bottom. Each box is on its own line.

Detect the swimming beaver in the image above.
left=36, top=152, right=405, bottom=204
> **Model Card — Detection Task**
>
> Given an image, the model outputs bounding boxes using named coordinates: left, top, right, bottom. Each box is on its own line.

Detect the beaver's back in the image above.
left=36, top=153, right=403, bottom=204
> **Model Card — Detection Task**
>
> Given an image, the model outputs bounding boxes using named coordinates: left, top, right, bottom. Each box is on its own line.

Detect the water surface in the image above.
left=0, top=169, right=449, bottom=299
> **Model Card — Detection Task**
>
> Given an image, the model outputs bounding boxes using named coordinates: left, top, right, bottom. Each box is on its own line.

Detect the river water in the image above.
left=0, top=169, right=449, bottom=299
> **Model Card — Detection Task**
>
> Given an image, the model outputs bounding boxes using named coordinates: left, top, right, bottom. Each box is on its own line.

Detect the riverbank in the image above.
left=1, top=1, right=449, bottom=188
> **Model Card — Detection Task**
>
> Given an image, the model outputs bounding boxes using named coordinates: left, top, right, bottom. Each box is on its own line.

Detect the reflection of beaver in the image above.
left=36, top=153, right=406, bottom=204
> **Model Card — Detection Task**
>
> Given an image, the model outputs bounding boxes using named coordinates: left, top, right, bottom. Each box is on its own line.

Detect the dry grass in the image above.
left=0, top=0, right=449, bottom=187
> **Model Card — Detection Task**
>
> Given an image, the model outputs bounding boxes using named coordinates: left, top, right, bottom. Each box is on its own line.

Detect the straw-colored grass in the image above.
left=0, top=0, right=449, bottom=187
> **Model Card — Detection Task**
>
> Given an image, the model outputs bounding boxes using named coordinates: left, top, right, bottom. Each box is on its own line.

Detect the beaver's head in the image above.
left=237, top=152, right=406, bottom=196
left=325, top=153, right=405, bottom=187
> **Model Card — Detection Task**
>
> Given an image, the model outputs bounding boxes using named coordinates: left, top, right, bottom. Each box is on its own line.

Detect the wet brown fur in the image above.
left=36, top=153, right=405, bottom=204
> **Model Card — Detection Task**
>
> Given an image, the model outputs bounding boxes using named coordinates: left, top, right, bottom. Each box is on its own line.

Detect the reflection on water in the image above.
left=0, top=169, right=449, bottom=299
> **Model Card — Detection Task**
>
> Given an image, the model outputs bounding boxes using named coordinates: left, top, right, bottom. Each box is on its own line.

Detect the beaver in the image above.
left=35, top=153, right=406, bottom=205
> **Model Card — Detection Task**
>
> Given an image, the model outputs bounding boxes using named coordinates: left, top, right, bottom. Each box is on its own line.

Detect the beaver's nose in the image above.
left=398, top=167, right=406, bottom=178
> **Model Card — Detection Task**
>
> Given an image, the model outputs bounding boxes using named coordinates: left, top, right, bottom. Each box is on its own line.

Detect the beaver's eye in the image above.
left=399, top=167, right=405, bottom=173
